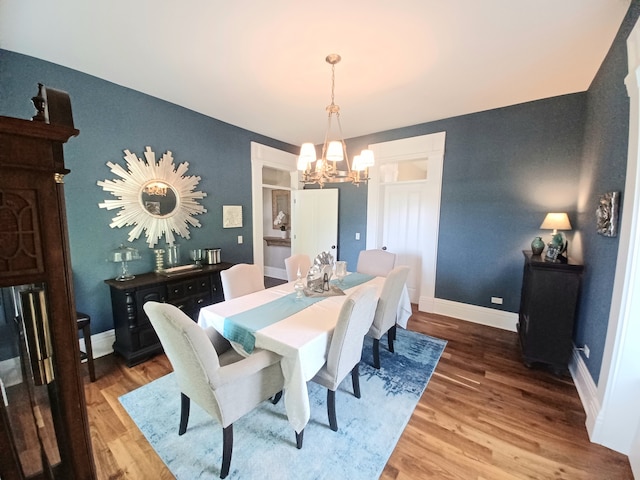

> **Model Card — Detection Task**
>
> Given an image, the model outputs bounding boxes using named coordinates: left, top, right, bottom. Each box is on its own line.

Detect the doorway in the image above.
left=250, top=142, right=298, bottom=279
left=366, top=132, right=446, bottom=311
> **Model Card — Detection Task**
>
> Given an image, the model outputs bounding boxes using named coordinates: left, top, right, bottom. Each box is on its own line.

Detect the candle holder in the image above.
left=154, top=249, right=165, bottom=273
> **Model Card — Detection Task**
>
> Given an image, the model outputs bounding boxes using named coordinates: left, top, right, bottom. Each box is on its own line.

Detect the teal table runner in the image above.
left=223, top=272, right=374, bottom=353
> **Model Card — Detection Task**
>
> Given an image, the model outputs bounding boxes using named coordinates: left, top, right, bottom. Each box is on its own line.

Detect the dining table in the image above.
left=197, top=272, right=412, bottom=434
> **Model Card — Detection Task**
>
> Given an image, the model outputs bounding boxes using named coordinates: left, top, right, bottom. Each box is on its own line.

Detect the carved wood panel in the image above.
left=0, top=188, right=44, bottom=277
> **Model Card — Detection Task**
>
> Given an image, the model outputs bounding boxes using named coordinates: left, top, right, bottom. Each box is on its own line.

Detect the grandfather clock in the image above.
left=0, top=86, right=95, bottom=478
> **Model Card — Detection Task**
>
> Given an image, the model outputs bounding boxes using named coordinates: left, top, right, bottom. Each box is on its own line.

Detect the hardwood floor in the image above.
left=83, top=308, right=633, bottom=479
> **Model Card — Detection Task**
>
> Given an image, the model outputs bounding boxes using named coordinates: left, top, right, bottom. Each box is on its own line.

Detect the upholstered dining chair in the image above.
left=356, top=249, right=396, bottom=277
left=367, top=266, right=410, bottom=369
left=143, top=301, right=285, bottom=479
left=220, top=263, right=265, bottom=300
left=284, top=254, right=311, bottom=281
left=310, top=285, right=377, bottom=433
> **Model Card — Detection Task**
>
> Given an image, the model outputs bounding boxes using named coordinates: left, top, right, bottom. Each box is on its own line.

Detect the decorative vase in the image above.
left=280, top=229, right=288, bottom=239
left=531, top=236, right=544, bottom=255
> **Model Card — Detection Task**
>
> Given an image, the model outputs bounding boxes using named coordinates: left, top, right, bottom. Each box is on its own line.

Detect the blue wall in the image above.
left=0, top=49, right=296, bottom=335
left=573, top=2, right=640, bottom=383
left=345, top=95, right=586, bottom=312
left=1, top=0, right=635, bottom=388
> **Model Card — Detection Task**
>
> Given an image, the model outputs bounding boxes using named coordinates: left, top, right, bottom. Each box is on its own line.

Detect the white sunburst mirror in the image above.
left=98, top=146, right=207, bottom=248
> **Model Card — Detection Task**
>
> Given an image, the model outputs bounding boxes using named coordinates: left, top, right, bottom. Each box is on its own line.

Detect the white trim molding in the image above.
left=432, top=298, right=518, bottom=332
left=569, top=345, right=601, bottom=436
left=79, top=329, right=115, bottom=360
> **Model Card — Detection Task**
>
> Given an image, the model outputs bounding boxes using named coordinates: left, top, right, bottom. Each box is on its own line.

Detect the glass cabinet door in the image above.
left=1, top=283, right=64, bottom=479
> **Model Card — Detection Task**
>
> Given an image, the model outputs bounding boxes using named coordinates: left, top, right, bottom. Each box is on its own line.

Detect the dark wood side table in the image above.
left=105, top=262, right=233, bottom=366
left=517, top=251, right=584, bottom=374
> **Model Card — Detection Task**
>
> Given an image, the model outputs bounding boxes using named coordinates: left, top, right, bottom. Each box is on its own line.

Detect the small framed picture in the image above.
left=223, top=205, right=243, bottom=228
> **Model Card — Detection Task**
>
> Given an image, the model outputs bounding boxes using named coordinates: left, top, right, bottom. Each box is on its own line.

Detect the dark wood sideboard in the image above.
left=517, top=251, right=584, bottom=374
left=105, top=262, right=232, bottom=366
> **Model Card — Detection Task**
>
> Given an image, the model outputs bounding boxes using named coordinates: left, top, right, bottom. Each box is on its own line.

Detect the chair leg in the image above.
left=327, top=389, right=338, bottom=431
left=271, top=391, right=282, bottom=404
left=351, top=363, right=361, bottom=399
left=373, top=338, right=381, bottom=369
left=295, top=429, right=304, bottom=449
left=81, top=323, right=96, bottom=382
left=179, top=393, right=190, bottom=435
left=221, top=424, right=233, bottom=479
left=388, top=325, right=396, bottom=353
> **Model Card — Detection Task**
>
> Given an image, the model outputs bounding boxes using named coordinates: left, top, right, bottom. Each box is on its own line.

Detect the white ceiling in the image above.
left=0, top=0, right=631, bottom=146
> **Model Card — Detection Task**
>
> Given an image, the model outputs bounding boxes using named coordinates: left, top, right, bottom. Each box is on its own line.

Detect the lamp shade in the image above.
left=540, top=213, right=572, bottom=232
left=298, top=143, right=317, bottom=169
left=360, top=149, right=375, bottom=167
left=326, top=141, right=344, bottom=162
left=351, top=155, right=364, bottom=171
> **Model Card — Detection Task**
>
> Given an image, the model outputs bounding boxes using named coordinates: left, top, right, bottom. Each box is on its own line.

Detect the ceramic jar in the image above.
left=531, top=236, right=545, bottom=255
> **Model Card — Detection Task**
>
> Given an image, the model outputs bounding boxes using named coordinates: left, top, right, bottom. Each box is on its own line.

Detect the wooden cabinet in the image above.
left=0, top=110, right=96, bottom=478
left=517, top=251, right=584, bottom=373
left=105, top=263, right=232, bottom=366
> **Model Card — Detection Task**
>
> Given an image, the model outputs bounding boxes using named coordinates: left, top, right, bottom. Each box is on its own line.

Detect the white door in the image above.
left=379, top=182, right=428, bottom=302
left=367, top=132, right=446, bottom=311
left=292, top=189, right=339, bottom=261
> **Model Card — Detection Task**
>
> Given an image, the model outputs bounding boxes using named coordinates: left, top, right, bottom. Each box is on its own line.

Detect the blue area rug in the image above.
left=119, top=329, right=446, bottom=479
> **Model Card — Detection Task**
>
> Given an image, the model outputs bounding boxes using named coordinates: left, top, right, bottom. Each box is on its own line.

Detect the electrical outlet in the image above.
left=583, top=344, right=590, bottom=358
left=491, top=297, right=503, bottom=305
left=237, top=235, right=243, bottom=244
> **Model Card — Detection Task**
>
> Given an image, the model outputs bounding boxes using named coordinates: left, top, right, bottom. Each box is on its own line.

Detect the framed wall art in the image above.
left=596, top=191, right=620, bottom=237
left=223, top=205, right=243, bottom=228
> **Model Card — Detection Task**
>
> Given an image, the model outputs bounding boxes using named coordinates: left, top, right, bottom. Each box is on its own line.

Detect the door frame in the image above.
left=366, top=132, right=446, bottom=312
left=250, top=142, right=298, bottom=274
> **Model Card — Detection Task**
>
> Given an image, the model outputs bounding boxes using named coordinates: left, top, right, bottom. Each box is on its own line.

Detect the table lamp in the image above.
left=540, top=212, right=572, bottom=261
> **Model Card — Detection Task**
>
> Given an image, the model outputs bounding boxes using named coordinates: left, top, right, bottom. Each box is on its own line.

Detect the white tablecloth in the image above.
left=197, top=276, right=411, bottom=433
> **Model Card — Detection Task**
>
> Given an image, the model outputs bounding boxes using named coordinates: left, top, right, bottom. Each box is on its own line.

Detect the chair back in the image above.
left=220, top=263, right=265, bottom=300
left=284, top=254, right=311, bottom=281
left=369, top=266, right=410, bottom=338
left=356, top=249, right=396, bottom=277
left=143, top=301, right=224, bottom=417
left=325, top=285, right=377, bottom=383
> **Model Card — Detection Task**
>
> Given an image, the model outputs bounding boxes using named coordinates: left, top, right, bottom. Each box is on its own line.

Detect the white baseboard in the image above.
left=1, top=330, right=115, bottom=388
left=80, top=329, right=115, bottom=359
left=423, top=297, right=518, bottom=332
left=264, top=266, right=287, bottom=280
left=568, top=345, right=601, bottom=440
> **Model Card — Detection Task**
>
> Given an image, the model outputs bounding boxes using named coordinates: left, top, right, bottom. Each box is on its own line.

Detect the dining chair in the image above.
left=310, top=285, right=377, bottom=434
left=143, top=301, right=285, bottom=479
left=367, top=266, right=410, bottom=369
left=284, top=254, right=311, bottom=281
left=76, top=311, right=96, bottom=382
left=220, top=263, right=265, bottom=300
left=356, top=249, right=396, bottom=277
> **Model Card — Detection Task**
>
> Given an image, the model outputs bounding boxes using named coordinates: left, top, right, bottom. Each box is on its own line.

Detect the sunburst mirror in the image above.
left=98, top=146, right=207, bottom=248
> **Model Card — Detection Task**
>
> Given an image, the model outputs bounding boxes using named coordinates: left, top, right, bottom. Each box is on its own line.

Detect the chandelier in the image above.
left=297, top=54, right=374, bottom=187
